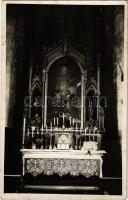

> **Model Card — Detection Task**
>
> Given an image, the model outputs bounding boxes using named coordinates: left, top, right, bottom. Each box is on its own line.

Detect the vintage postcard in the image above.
left=0, top=1, right=127, bottom=200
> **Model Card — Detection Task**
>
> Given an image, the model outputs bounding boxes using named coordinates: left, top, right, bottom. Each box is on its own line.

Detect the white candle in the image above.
left=62, top=113, right=65, bottom=128
left=31, top=126, right=35, bottom=138
left=54, top=117, right=56, bottom=126
left=22, top=117, right=26, bottom=147
left=23, top=117, right=26, bottom=134
left=72, top=118, right=74, bottom=126
left=69, top=116, right=72, bottom=127
left=56, top=117, right=58, bottom=127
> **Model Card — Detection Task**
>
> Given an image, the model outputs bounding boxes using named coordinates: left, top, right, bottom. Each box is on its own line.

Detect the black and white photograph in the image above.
left=0, top=1, right=127, bottom=199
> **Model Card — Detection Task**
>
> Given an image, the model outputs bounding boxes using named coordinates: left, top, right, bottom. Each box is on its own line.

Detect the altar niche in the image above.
left=47, top=57, right=81, bottom=128
left=22, top=40, right=105, bottom=151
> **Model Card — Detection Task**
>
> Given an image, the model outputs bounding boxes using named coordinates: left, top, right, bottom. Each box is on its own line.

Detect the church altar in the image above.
left=21, top=149, right=106, bottom=178
left=21, top=39, right=106, bottom=188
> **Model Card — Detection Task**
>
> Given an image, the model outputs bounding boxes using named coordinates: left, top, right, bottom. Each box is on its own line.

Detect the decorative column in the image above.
left=42, top=47, right=47, bottom=127
left=42, top=69, right=46, bottom=127
left=28, top=57, right=33, bottom=119
left=97, top=54, right=101, bottom=128
left=83, top=71, right=87, bottom=128
left=81, top=74, right=84, bottom=129
left=83, top=50, right=87, bottom=128
left=44, top=72, right=48, bottom=127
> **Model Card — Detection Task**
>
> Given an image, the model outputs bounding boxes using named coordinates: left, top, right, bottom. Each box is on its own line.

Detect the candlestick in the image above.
left=41, top=123, right=44, bottom=130
left=23, top=117, right=26, bottom=134
left=56, top=117, right=58, bottom=127
left=31, top=126, right=35, bottom=138
left=80, top=127, right=82, bottom=134
left=69, top=116, right=72, bottom=127
left=22, top=117, right=26, bottom=147
left=27, top=128, right=29, bottom=136
left=41, top=125, right=44, bottom=135
left=62, top=113, right=65, bottom=129
left=46, top=125, right=48, bottom=133
left=50, top=121, right=53, bottom=132
left=93, top=126, right=97, bottom=141
left=72, top=118, right=74, bottom=127
left=75, top=123, right=78, bottom=133
left=85, top=127, right=87, bottom=135
left=84, top=127, right=87, bottom=141
left=54, top=117, right=56, bottom=126
left=37, top=129, right=39, bottom=135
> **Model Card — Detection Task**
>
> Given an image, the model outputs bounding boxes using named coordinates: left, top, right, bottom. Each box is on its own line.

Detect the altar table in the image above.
left=21, top=149, right=106, bottom=178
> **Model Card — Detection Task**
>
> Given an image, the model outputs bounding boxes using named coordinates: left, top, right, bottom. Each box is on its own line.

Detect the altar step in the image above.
left=22, top=174, right=100, bottom=186
left=4, top=175, right=122, bottom=195
left=21, top=176, right=104, bottom=194
left=23, top=185, right=100, bottom=194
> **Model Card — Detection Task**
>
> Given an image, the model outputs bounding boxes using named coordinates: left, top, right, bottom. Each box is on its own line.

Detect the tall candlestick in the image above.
left=50, top=121, right=52, bottom=132
left=75, top=123, right=78, bottom=133
left=62, top=113, right=65, bottom=128
left=46, top=125, right=48, bottom=133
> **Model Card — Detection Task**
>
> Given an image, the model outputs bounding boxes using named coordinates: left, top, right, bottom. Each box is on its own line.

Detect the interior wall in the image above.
left=114, top=7, right=124, bottom=145
left=5, top=5, right=124, bottom=178
left=6, top=7, right=26, bottom=128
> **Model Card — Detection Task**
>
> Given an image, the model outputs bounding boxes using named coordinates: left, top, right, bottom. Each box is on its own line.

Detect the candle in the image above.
left=50, top=121, right=52, bottom=132
left=94, top=126, right=97, bottom=133
left=22, top=117, right=26, bottom=147
left=41, top=125, right=44, bottom=134
left=56, top=117, right=58, bottom=127
left=72, top=118, right=74, bottom=126
left=31, top=126, right=35, bottom=138
left=23, top=117, right=26, bottom=134
left=54, top=117, right=56, bottom=126
left=69, top=116, right=72, bottom=127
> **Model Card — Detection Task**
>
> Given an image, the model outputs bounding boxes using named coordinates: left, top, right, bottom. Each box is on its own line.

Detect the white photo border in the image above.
left=0, top=1, right=127, bottom=200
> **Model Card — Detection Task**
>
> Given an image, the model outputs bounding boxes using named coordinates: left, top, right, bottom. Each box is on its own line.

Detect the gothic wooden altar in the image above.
left=21, top=39, right=106, bottom=188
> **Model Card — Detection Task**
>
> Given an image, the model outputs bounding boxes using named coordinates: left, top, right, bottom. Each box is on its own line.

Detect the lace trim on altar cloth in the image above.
left=25, top=158, right=100, bottom=177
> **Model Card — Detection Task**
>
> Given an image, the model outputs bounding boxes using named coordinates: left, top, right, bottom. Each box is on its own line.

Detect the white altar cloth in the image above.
left=21, top=149, right=106, bottom=178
